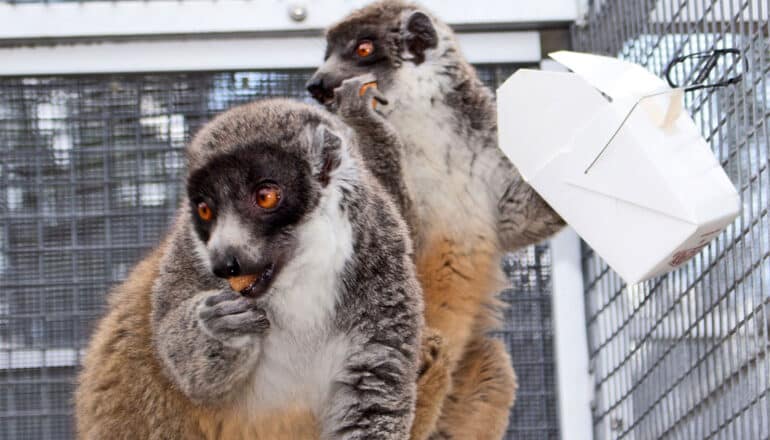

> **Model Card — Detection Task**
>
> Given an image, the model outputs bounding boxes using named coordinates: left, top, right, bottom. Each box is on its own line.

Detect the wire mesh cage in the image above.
left=573, top=0, right=769, bottom=439
left=0, top=64, right=558, bottom=439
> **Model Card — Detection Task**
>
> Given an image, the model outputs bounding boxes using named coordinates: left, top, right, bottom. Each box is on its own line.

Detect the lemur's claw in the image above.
left=335, top=74, right=388, bottom=116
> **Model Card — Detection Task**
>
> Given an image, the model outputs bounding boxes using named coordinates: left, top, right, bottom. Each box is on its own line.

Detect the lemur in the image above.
left=75, top=80, right=424, bottom=440
left=307, top=2, right=565, bottom=438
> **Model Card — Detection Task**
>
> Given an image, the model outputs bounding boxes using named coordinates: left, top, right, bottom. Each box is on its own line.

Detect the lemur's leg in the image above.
left=409, top=235, right=503, bottom=439
left=418, top=234, right=502, bottom=367
left=493, top=154, right=565, bottom=250
left=154, top=289, right=269, bottom=404
left=430, top=337, right=517, bottom=440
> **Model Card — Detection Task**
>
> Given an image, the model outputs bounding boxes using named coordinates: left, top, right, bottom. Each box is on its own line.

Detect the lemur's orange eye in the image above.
left=356, top=40, right=374, bottom=58
left=197, top=202, right=213, bottom=222
left=256, top=184, right=282, bottom=210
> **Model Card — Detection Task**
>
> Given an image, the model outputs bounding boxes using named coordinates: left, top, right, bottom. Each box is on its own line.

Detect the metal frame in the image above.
left=0, top=0, right=578, bottom=40
left=549, top=208, right=594, bottom=440
left=0, top=31, right=541, bottom=75
left=0, top=0, right=573, bottom=75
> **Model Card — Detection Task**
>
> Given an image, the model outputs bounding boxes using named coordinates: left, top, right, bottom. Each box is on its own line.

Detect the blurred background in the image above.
left=0, top=1, right=767, bottom=439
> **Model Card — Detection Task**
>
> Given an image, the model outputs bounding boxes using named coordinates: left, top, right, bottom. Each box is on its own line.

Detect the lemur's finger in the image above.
left=210, top=310, right=270, bottom=334
left=364, top=86, right=389, bottom=106
left=199, top=299, right=252, bottom=320
left=204, top=290, right=240, bottom=307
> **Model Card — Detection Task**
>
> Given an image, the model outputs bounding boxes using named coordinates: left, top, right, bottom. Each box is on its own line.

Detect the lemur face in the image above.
left=187, top=144, right=318, bottom=297
left=307, top=3, right=438, bottom=107
left=187, top=108, right=341, bottom=297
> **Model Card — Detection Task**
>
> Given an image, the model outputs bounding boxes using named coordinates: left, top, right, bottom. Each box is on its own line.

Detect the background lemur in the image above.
left=307, top=2, right=566, bottom=438
left=76, top=82, right=424, bottom=439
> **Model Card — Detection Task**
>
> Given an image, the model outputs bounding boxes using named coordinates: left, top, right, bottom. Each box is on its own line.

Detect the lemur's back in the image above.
left=75, top=245, right=204, bottom=439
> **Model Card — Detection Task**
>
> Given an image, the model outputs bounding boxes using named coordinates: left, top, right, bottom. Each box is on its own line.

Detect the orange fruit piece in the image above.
left=359, top=81, right=379, bottom=109
left=228, top=274, right=258, bottom=292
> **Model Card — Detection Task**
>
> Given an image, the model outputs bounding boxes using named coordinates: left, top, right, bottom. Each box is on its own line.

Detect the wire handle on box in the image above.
left=665, top=48, right=747, bottom=91
left=583, top=48, right=746, bottom=174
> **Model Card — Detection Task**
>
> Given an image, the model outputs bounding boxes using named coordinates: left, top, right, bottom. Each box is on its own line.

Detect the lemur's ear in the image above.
left=310, top=124, right=343, bottom=187
left=402, top=11, right=438, bottom=64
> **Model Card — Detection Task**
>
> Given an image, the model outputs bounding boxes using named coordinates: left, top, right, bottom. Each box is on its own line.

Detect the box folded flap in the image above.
left=550, top=50, right=669, bottom=99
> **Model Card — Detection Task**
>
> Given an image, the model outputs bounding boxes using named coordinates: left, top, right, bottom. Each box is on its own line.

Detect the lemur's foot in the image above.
left=411, top=328, right=451, bottom=440
left=334, top=74, right=388, bottom=120
left=418, top=328, right=446, bottom=377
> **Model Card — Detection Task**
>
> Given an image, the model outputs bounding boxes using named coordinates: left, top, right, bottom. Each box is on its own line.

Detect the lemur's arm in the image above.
left=324, top=343, right=417, bottom=440
left=151, top=225, right=268, bottom=405
left=495, top=155, right=565, bottom=250
left=334, top=75, right=413, bottom=222
left=153, top=290, right=267, bottom=404
left=322, top=222, right=421, bottom=440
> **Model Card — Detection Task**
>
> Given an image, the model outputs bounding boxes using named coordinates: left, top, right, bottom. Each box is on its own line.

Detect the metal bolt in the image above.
left=288, top=4, right=307, bottom=22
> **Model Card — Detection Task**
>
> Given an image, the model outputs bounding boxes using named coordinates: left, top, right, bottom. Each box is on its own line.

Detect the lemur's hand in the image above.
left=197, top=290, right=269, bottom=346
left=334, top=74, right=388, bottom=121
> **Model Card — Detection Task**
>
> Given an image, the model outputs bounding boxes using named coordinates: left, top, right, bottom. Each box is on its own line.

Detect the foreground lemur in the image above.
left=307, top=2, right=566, bottom=438
left=76, top=81, right=424, bottom=439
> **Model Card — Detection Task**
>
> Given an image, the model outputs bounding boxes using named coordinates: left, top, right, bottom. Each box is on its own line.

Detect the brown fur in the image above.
left=75, top=245, right=203, bottom=439
left=320, top=1, right=552, bottom=438
left=199, top=407, right=319, bottom=439
left=75, top=245, right=322, bottom=440
left=410, top=328, right=451, bottom=440
left=409, top=235, right=515, bottom=440
left=432, top=338, right=517, bottom=440
left=417, top=236, right=505, bottom=367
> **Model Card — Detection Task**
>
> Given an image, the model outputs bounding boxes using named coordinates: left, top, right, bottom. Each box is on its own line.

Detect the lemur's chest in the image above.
left=385, top=66, right=500, bottom=236
left=245, top=276, right=349, bottom=414
left=246, top=324, right=349, bottom=414
left=244, top=202, right=353, bottom=414
left=388, top=104, right=499, bottom=241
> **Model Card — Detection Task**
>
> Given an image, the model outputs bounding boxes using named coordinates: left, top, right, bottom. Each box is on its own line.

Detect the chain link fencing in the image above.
left=0, top=64, right=559, bottom=439
left=574, top=0, right=769, bottom=438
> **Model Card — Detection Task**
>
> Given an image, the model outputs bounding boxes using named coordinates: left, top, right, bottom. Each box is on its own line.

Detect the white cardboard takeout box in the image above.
left=497, top=50, right=740, bottom=284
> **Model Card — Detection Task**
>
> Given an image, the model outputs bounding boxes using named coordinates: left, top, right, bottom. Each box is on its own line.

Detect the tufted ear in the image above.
left=402, top=11, right=438, bottom=64
left=309, top=124, right=343, bottom=187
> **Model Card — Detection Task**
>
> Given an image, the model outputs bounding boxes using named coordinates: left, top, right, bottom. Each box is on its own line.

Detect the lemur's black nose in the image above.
left=306, top=77, right=326, bottom=102
left=306, top=76, right=335, bottom=103
left=212, top=254, right=241, bottom=278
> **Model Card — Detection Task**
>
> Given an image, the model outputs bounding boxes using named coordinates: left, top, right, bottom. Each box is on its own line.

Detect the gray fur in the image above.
left=309, top=0, right=565, bottom=252
left=151, top=95, right=423, bottom=439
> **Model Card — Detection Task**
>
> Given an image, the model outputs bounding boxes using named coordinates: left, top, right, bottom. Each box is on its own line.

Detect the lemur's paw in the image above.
left=334, top=74, right=388, bottom=120
left=198, top=290, right=269, bottom=345
left=418, top=328, right=448, bottom=378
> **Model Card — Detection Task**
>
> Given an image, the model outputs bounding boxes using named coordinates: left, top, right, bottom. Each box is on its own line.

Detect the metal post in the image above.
left=551, top=228, right=594, bottom=440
